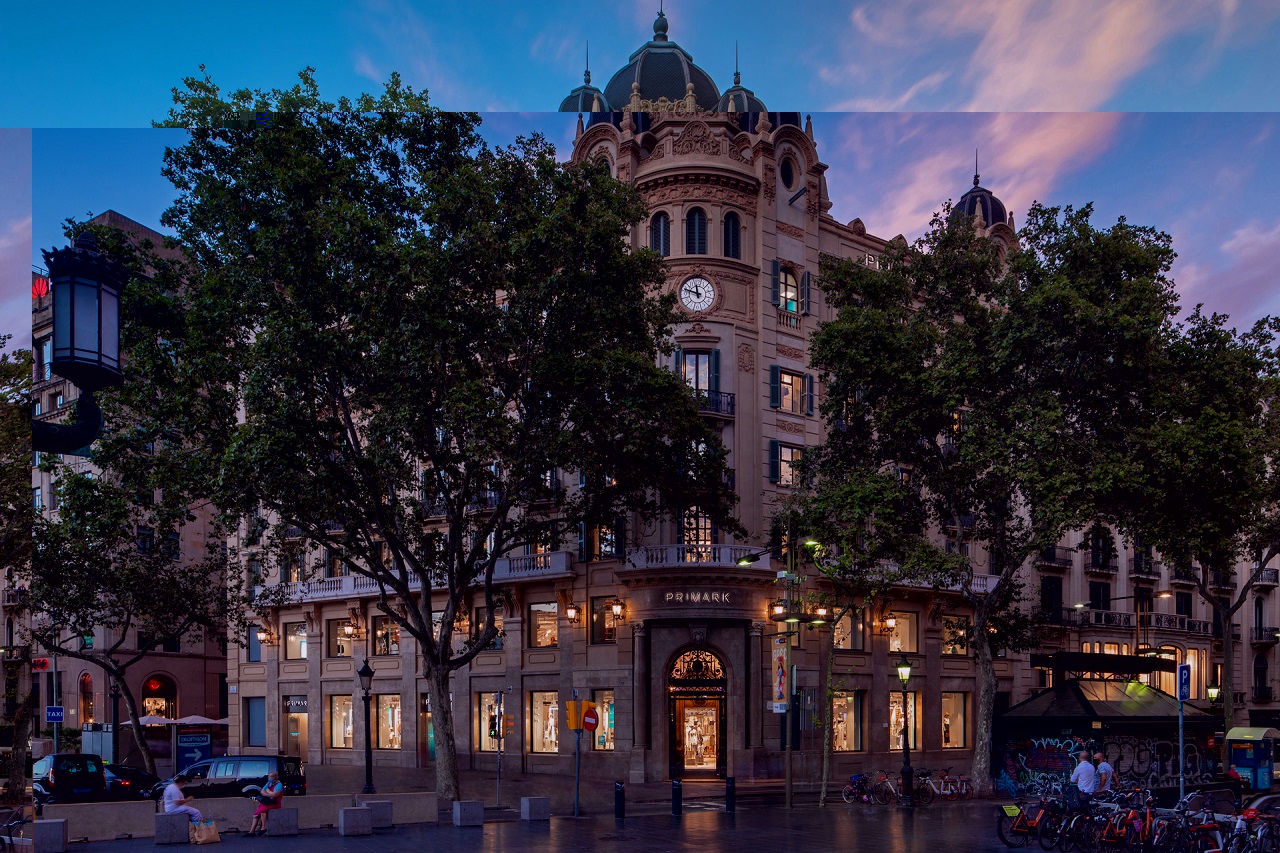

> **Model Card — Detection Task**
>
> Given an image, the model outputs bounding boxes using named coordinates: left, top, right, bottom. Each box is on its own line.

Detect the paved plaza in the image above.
left=52, top=800, right=1014, bottom=853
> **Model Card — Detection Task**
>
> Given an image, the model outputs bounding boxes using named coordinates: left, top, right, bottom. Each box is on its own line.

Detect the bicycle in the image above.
left=0, top=807, right=31, bottom=851
left=997, top=796, right=1061, bottom=848
left=919, top=767, right=970, bottom=801
left=841, top=773, right=874, bottom=805
left=871, top=771, right=900, bottom=805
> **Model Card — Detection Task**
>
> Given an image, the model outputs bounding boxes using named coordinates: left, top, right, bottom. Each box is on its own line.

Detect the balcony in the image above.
left=626, top=544, right=769, bottom=572
left=1186, top=619, right=1212, bottom=636
left=1076, top=608, right=1134, bottom=629
left=492, top=550, right=575, bottom=582
left=1036, top=546, right=1073, bottom=571
left=777, top=309, right=802, bottom=332
left=1251, top=626, right=1280, bottom=646
left=1148, top=613, right=1188, bottom=631
left=1210, top=572, right=1235, bottom=592
left=898, top=572, right=992, bottom=594
left=0, top=645, right=29, bottom=662
left=1129, top=557, right=1161, bottom=580
left=1171, top=567, right=1198, bottom=587
left=1, top=588, right=27, bottom=607
left=695, top=390, right=735, bottom=418
left=1084, top=557, right=1119, bottom=576
left=1254, top=685, right=1275, bottom=703
left=1255, top=568, right=1279, bottom=591
left=1211, top=622, right=1243, bottom=641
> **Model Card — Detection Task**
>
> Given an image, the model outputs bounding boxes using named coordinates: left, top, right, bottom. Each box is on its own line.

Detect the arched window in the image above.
left=723, top=212, right=741, bottom=259
left=650, top=212, right=671, bottom=257
left=685, top=208, right=707, bottom=255
left=79, top=672, right=94, bottom=725
left=141, top=673, right=178, bottom=720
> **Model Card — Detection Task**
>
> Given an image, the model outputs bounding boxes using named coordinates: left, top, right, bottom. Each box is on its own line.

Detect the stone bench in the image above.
left=155, top=812, right=192, bottom=845
left=520, top=797, right=550, bottom=821
left=337, top=806, right=372, bottom=837
left=452, top=800, right=483, bottom=827
left=32, top=819, right=68, bottom=853
left=354, top=799, right=392, bottom=828
left=265, top=807, right=299, bottom=837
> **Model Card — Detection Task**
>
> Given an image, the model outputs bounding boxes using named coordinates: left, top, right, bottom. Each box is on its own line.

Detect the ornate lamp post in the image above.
left=357, top=660, right=376, bottom=794
left=33, top=231, right=125, bottom=455
left=897, top=655, right=915, bottom=807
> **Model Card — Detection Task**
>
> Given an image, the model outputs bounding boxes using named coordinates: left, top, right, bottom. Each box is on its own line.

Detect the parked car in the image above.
left=105, top=763, right=160, bottom=800
left=32, top=753, right=107, bottom=809
left=150, top=755, right=306, bottom=801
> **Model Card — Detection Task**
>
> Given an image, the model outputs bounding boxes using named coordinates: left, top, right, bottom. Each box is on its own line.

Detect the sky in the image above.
left=6, top=0, right=1280, bottom=346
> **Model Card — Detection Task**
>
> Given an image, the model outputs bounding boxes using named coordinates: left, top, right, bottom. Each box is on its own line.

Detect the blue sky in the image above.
left=6, top=1, right=1280, bottom=345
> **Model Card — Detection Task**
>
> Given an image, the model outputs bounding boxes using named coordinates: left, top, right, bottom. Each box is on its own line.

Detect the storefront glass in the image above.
left=330, top=695, right=353, bottom=748
left=831, top=692, right=862, bottom=751
left=833, top=610, right=864, bottom=651
left=477, top=693, right=500, bottom=752
left=591, top=598, right=618, bottom=645
left=591, top=689, right=615, bottom=750
left=376, top=694, right=401, bottom=749
left=530, top=691, right=559, bottom=753
left=326, top=619, right=354, bottom=658
left=941, top=692, right=966, bottom=748
left=284, top=622, right=307, bottom=659
left=419, top=695, right=435, bottom=763
left=888, top=691, right=918, bottom=750
left=373, top=617, right=400, bottom=656
left=887, top=612, right=918, bottom=653
left=529, top=603, right=558, bottom=648
left=283, top=696, right=308, bottom=759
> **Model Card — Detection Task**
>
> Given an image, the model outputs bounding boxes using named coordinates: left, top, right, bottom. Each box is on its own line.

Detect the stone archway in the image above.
left=667, top=647, right=727, bottom=779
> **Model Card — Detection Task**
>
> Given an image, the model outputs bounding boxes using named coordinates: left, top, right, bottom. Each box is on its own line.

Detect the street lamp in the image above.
left=897, top=655, right=915, bottom=807
left=109, top=679, right=122, bottom=763
left=357, top=660, right=376, bottom=794
left=1207, top=681, right=1221, bottom=704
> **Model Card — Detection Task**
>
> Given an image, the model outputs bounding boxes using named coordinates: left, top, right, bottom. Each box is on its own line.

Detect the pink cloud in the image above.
left=1182, top=219, right=1280, bottom=325
left=0, top=214, right=32, bottom=349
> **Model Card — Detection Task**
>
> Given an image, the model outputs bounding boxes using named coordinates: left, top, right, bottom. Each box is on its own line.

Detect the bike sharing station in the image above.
left=993, top=652, right=1228, bottom=806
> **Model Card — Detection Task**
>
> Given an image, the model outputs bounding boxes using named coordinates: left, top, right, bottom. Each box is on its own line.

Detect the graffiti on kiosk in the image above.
left=999, top=733, right=1215, bottom=793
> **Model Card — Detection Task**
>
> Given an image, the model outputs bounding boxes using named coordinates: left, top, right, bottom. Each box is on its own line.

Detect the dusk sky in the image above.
left=6, top=0, right=1280, bottom=346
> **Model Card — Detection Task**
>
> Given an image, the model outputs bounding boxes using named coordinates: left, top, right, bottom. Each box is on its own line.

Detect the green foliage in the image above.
left=0, top=339, right=31, bottom=577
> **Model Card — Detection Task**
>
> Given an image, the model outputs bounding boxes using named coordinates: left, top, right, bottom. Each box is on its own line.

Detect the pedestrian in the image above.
left=1094, top=752, right=1114, bottom=793
left=247, top=770, right=284, bottom=837
left=1070, top=750, right=1097, bottom=808
left=163, top=773, right=203, bottom=823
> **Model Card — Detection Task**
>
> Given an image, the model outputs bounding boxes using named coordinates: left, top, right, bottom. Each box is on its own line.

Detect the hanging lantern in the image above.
left=43, top=231, right=125, bottom=391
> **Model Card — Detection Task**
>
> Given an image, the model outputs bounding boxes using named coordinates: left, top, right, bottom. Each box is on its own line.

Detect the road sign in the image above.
left=582, top=707, right=599, bottom=732
left=1177, top=663, right=1192, bottom=702
left=177, top=730, right=212, bottom=768
left=32, top=657, right=49, bottom=672
left=45, top=705, right=64, bottom=724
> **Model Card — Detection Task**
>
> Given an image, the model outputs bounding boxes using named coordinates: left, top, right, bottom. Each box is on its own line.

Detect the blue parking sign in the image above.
left=1177, top=663, right=1191, bottom=701
left=45, top=705, right=64, bottom=724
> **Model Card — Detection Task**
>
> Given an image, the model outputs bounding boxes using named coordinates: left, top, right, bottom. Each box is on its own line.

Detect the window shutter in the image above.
left=769, top=365, right=781, bottom=408
left=578, top=522, right=588, bottom=563
left=805, top=373, right=815, bottom=415
left=710, top=349, right=721, bottom=393
left=673, top=346, right=683, bottom=376
left=801, top=271, right=811, bottom=315
left=769, top=439, right=780, bottom=483
left=770, top=259, right=781, bottom=306
left=615, top=516, right=627, bottom=560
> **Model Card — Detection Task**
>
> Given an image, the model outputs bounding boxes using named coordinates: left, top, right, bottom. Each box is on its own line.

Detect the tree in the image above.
left=0, top=338, right=33, bottom=803
left=1124, top=309, right=1280, bottom=730
left=811, top=203, right=1179, bottom=793
left=123, top=69, right=737, bottom=800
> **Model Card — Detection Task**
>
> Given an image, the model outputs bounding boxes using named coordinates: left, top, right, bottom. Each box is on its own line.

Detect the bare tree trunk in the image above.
left=971, top=613, right=997, bottom=798
left=426, top=664, right=460, bottom=802
left=117, top=676, right=157, bottom=777
left=1221, top=618, right=1236, bottom=734
left=5, top=676, right=36, bottom=805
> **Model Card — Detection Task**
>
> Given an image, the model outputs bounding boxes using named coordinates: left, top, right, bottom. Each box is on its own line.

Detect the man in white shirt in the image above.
left=1070, top=750, right=1098, bottom=806
left=162, top=773, right=202, bottom=823
left=1094, top=752, right=1115, bottom=793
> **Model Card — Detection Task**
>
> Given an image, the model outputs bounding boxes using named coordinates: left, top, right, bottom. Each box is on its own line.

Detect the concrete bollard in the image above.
left=154, top=812, right=193, bottom=845
left=337, top=807, right=372, bottom=837
left=33, top=818, right=69, bottom=853
left=265, top=807, right=299, bottom=836
left=615, top=781, right=625, bottom=819
left=726, top=776, right=736, bottom=813
left=452, top=800, right=484, bottom=827
left=672, top=779, right=682, bottom=816
left=357, top=800, right=393, bottom=828
left=519, top=797, right=550, bottom=821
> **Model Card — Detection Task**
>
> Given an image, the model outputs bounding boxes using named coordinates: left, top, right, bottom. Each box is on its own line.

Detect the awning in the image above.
left=1226, top=727, right=1280, bottom=741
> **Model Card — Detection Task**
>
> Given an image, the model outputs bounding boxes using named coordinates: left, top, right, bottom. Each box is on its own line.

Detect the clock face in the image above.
left=679, top=276, right=715, bottom=312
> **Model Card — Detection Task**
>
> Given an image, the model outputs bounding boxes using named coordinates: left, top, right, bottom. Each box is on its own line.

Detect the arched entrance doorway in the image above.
left=141, top=673, right=177, bottom=719
left=667, top=647, right=727, bottom=779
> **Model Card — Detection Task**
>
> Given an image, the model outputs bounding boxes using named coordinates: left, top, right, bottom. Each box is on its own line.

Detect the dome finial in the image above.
left=734, top=41, right=741, bottom=86
left=653, top=3, right=668, bottom=41
left=974, top=148, right=980, bottom=187
left=584, top=41, right=591, bottom=85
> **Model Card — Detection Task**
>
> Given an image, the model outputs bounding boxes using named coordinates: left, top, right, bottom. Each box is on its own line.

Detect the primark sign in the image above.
left=663, top=590, right=733, bottom=605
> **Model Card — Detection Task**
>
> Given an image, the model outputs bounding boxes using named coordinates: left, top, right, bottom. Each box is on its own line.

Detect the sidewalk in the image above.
left=306, top=765, right=844, bottom=816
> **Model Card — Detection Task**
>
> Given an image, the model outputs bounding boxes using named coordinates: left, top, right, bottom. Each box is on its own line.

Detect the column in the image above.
left=749, top=621, right=765, bottom=748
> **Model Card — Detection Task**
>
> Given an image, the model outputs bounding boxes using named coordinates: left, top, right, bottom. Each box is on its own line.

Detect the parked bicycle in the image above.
left=0, top=807, right=31, bottom=851
left=841, top=773, right=875, bottom=805
left=917, top=767, right=974, bottom=801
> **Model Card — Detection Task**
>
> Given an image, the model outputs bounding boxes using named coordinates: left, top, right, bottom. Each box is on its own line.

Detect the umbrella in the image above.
left=137, top=715, right=175, bottom=726
left=174, top=715, right=221, bottom=725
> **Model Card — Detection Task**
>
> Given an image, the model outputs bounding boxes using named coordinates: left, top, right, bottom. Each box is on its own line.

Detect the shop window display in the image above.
left=530, top=691, right=559, bottom=753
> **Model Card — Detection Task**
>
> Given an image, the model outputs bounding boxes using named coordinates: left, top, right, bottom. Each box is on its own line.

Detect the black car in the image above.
left=151, top=755, right=306, bottom=801
left=32, top=753, right=107, bottom=808
left=105, top=763, right=160, bottom=800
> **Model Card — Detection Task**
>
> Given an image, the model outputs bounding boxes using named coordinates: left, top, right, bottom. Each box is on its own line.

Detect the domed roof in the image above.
left=559, top=68, right=611, bottom=113
left=602, top=11, right=721, bottom=110
left=952, top=172, right=1008, bottom=228
left=715, top=70, right=767, bottom=113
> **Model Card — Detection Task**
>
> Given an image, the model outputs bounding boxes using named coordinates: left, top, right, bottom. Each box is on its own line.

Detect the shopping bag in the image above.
left=189, top=819, right=221, bottom=845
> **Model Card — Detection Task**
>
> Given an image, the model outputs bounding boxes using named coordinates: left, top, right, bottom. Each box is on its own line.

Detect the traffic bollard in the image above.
left=615, top=781, right=625, bottom=819
left=672, top=779, right=682, bottom=816
left=726, top=776, right=735, bottom=813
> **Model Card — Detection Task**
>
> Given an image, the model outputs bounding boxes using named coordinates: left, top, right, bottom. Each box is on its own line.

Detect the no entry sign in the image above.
left=582, top=707, right=599, bottom=732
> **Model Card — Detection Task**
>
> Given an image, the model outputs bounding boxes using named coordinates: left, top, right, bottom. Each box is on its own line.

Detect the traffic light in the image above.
left=488, top=714, right=498, bottom=739
left=32, top=657, right=50, bottom=672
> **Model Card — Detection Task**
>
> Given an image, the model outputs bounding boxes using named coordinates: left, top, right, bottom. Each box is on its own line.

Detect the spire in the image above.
left=653, top=5, right=668, bottom=42
left=734, top=42, right=740, bottom=86
left=974, top=148, right=980, bottom=187
left=584, top=41, right=590, bottom=85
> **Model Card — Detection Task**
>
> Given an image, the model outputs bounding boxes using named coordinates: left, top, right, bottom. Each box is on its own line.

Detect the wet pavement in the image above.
left=52, top=800, right=1016, bottom=852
